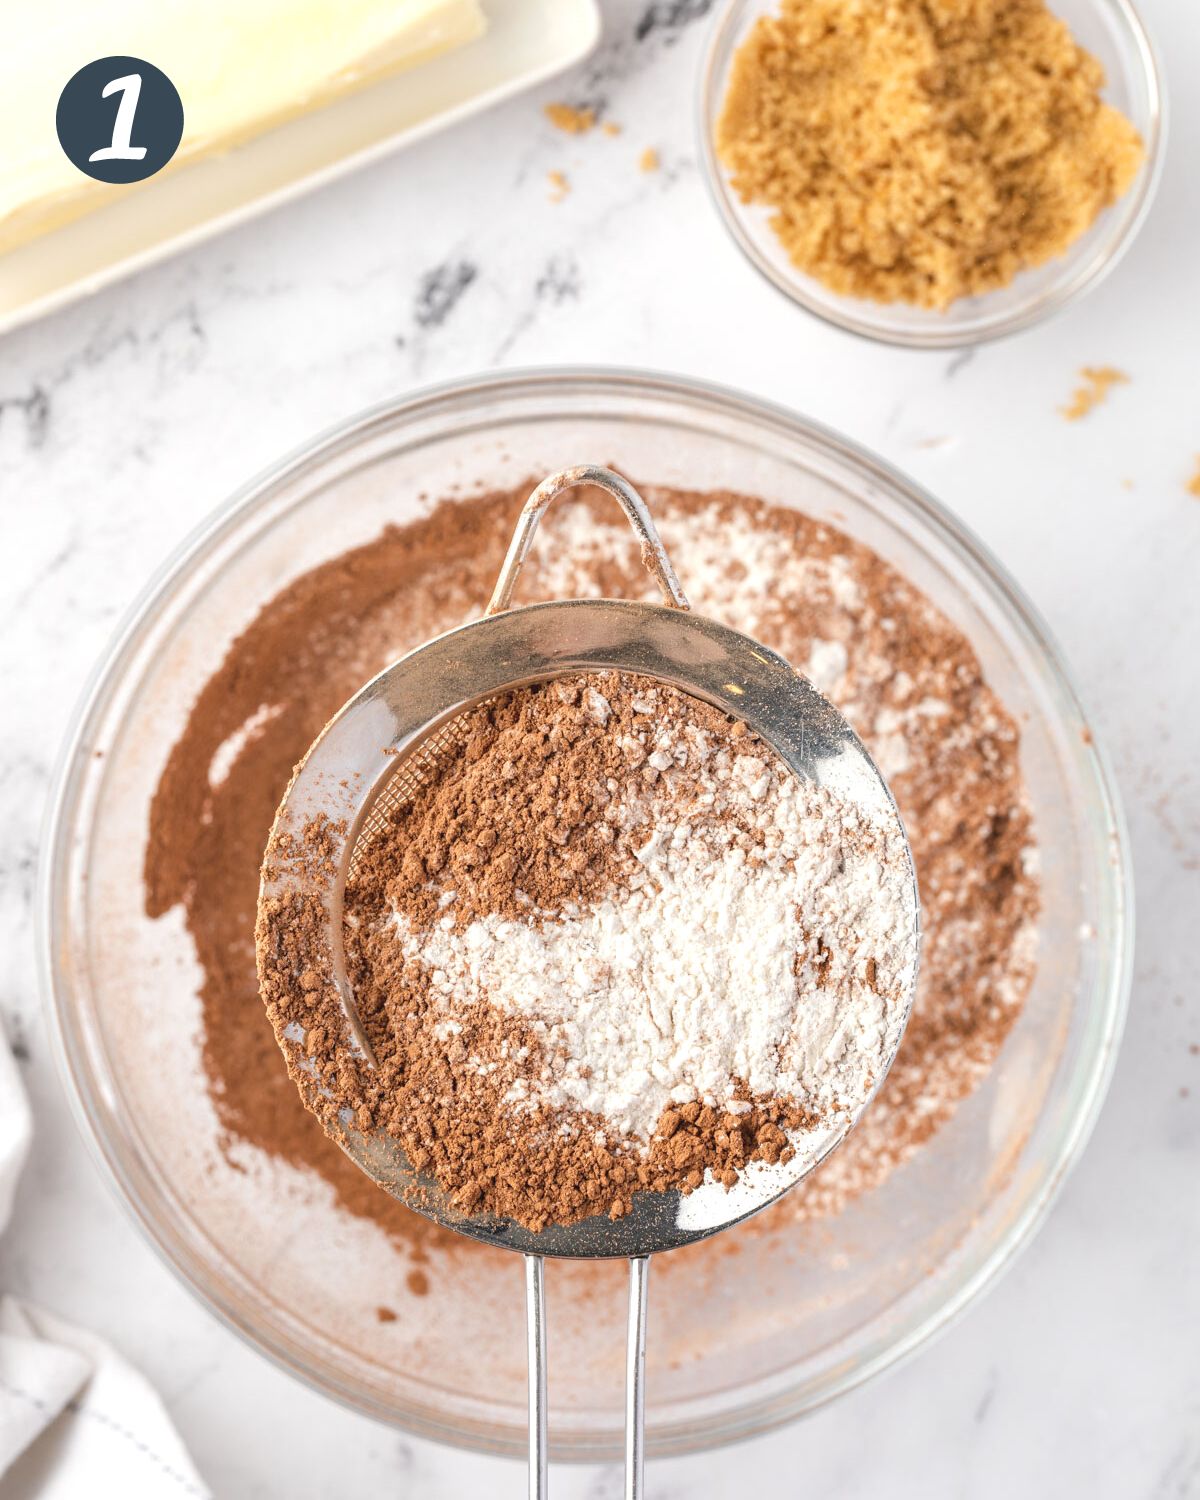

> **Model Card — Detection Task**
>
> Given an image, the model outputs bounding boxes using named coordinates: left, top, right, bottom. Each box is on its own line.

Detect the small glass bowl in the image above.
left=698, top=0, right=1166, bottom=348
left=42, top=369, right=1132, bottom=1458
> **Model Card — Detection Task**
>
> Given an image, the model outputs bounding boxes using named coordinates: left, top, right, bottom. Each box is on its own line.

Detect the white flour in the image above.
left=394, top=678, right=919, bottom=1150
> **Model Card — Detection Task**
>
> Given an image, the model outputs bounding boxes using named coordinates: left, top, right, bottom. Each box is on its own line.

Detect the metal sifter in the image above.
left=259, top=466, right=919, bottom=1498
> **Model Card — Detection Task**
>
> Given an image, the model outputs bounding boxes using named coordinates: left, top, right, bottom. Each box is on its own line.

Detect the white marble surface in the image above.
left=1, top=1, right=1197, bottom=1495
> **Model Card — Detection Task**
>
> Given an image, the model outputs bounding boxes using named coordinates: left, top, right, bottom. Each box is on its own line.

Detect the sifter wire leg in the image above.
left=625, top=1255, right=650, bottom=1500
left=525, top=1253, right=548, bottom=1499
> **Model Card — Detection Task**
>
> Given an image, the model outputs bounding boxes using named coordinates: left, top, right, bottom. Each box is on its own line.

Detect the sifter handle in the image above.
left=522, top=1251, right=651, bottom=1499
left=486, top=466, right=690, bottom=617
left=625, top=1255, right=650, bottom=1500
left=525, top=1254, right=548, bottom=1499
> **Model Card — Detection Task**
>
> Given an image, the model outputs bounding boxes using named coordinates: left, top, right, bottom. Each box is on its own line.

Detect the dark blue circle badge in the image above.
left=56, top=57, right=184, bottom=184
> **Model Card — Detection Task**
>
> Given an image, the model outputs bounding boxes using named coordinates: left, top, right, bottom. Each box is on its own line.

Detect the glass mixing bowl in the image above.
left=41, top=369, right=1132, bottom=1459
left=698, top=0, right=1166, bottom=348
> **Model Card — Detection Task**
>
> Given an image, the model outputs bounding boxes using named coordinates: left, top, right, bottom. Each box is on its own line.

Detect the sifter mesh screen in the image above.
left=346, top=703, right=489, bottom=879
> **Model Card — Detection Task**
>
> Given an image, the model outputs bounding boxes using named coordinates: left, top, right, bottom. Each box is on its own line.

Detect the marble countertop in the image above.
left=1, top=1, right=1197, bottom=1494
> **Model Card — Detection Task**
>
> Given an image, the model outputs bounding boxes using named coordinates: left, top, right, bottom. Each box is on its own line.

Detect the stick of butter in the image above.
left=0, top=0, right=487, bottom=254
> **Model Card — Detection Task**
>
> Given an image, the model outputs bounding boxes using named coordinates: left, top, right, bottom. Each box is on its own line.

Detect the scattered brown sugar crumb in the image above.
left=639, top=147, right=660, bottom=174
left=1187, top=459, right=1200, bottom=498
left=715, top=0, right=1144, bottom=310
left=405, top=1269, right=430, bottom=1297
left=547, top=170, right=569, bottom=202
left=602, top=121, right=622, bottom=138
left=375, top=1305, right=397, bottom=1323
left=1062, top=366, right=1130, bottom=421
left=544, top=102, right=595, bottom=135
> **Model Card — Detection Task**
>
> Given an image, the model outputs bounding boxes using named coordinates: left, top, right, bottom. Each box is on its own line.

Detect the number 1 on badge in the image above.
left=89, top=74, right=148, bottom=162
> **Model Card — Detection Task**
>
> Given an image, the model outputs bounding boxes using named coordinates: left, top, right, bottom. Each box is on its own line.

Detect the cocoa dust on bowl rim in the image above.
left=40, top=369, right=1133, bottom=1460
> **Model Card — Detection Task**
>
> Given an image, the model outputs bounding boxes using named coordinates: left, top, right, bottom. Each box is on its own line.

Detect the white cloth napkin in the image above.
left=0, top=1025, right=210, bottom=1497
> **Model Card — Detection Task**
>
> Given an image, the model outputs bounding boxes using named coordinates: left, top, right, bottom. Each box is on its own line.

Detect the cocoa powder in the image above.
left=145, top=480, right=1038, bottom=1280
left=258, top=673, right=837, bottom=1230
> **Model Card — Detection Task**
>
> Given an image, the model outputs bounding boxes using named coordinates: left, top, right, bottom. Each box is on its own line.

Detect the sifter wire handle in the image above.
left=526, top=1254, right=548, bottom=1499
left=486, top=466, right=690, bottom=617
left=625, top=1255, right=650, bottom=1500
left=523, top=1252, right=652, bottom=1499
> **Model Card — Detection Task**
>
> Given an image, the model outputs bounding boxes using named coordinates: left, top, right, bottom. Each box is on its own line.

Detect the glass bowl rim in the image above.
left=696, top=0, right=1168, bottom=350
left=38, top=365, right=1135, bottom=1458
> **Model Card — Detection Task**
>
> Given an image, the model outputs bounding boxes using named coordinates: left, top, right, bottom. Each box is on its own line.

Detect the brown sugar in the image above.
left=1187, top=459, right=1200, bottom=499
left=544, top=103, right=596, bottom=135
left=1062, top=365, right=1130, bottom=421
left=715, top=0, right=1144, bottom=310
